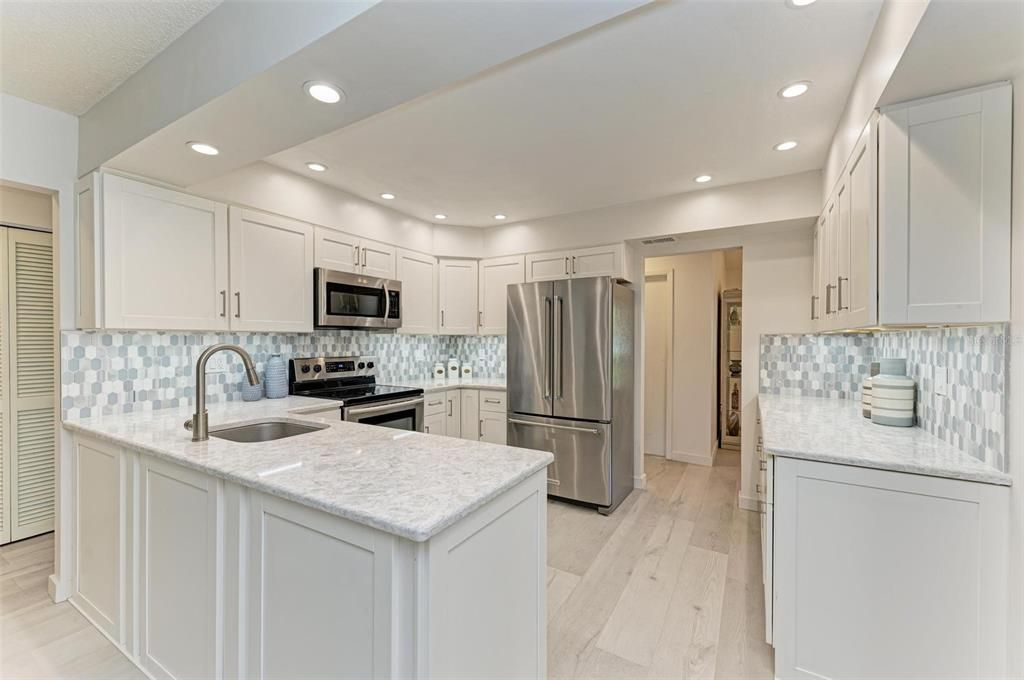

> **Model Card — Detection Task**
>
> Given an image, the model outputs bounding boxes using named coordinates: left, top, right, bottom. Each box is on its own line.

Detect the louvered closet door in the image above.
left=0, top=230, right=10, bottom=544
left=6, top=228, right=55, bottom=542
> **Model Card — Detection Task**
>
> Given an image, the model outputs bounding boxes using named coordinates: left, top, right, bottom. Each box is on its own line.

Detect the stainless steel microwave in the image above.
left=314, top=268, right=402, bottom=329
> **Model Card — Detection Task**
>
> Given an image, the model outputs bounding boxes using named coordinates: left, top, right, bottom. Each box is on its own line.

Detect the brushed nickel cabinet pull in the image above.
left=234, top=291, right=241, bottom=318
left=837, top=276, right=849, bottom=311
left=564, top=257, right=569, bottom=276
left=479, top=419, right=484, bottom=438
left=448, top=399, right=453, bottom=417
left=362, top=247, right=367, bottom=267
left=810, top=294, right=818, bottom=320
left=825, top=284, right=834, bottom=315
left=220, top=290, right=227, bottom=317
left=353, top=247, right=359, bottom=266
left=572, top=255, right=577, bottom=274
left=441, top=309, right=445, bottom=327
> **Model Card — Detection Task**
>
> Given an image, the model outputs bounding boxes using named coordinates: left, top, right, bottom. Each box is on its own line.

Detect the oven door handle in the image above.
left=345, top=396, right=424, bottom=418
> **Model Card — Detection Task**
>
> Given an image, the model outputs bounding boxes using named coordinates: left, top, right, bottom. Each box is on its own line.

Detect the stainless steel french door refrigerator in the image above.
left=507, top=276, right=635, bottom=514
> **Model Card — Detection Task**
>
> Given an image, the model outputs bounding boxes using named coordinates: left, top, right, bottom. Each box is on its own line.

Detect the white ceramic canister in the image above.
left=447, top=357, right=461, bottom=379
left=432, top=362, right=447, bottom=381
left=871, top=358, right=915, bottom=427
left=461, top=364, right=474, bottom=379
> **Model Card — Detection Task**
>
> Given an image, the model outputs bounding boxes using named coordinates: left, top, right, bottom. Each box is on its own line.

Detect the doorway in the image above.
left=643, top=269, right=672, bottom=457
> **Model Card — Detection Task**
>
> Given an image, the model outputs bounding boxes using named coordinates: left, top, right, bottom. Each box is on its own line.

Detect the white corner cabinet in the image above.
left=768, top=454, right=1009, bottom=679
left=68, top=432, right=544, bottom=679
left=812, top=82, right=1011, bottom=330
left=396, top=248, right=438, bottom=335
left=478, top=255, right=525, bottom=335
left=423, top=389, right=506, bottom=445
left=76, top=173, right=313, bottom=332
left=525, top=243, right=633, bottom=283
left=438, top=259, right=479, bottom=335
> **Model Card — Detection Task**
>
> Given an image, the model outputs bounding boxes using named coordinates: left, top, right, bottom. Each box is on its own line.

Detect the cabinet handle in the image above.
left=484, top=398, right=501, bottom=404
left=234, top=291, right=241, bottom=318
left=425, top=425, right=430, bottom=433
left=479, top=310, right=483, bottom=327
left=572, top=256, right=577, bottom=274
left=353, top=247, right=359, bottom=266
left=825, top=284, right=834, bottom=315
left=428, top=399, right=443, bottom=407
left=479, top=419, right=484, bottom=438
left=362, top=247, right=367, bottom=267
left=837, top=276, right=849, bottom=311
left=565, top=257, right=570, bottom=276
left=448, top=399, right=453, bottom=417
left=220, top=290, right=227, bottom=317
left=441, top=309, right=445, bottom=327
left=810, top=294, right=818, bottom=320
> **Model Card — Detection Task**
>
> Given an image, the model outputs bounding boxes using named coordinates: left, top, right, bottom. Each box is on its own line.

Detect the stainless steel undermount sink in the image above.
left=209, top=420, right=327, bottom=443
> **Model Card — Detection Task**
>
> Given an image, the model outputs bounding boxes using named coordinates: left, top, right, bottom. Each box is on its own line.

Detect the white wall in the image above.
left=0, top=93, right=78, bottom=603
left=645, top=252, right=721, bottom=465
left=821, top=0, right=928, bottom=199
left=483, top=170, right=821, bottom=256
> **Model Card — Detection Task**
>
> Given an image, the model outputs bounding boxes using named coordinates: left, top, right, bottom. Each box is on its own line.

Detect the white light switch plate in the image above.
left=934, top=365, right=949, bottom=396
left=206, top=352, right=229, bottom=373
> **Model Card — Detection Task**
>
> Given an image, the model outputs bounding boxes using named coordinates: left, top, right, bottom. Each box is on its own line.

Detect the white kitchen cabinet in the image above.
left=460, top=390, right=480, bottom=441
left=879, top=82, right=1011, bottom=324
left=423, top=411, right=446, bottom=436
left=138, top=456, right=220, bottom=680
left=773, top=456, right=1009, bottom=679
left=229, top=208, right=314, bottom=332
left=444, top=390, right=461, bottom=437
left=438, top=259, right=479, bottom=335
left=838, top=120, right=877, bottom=329
left=314, top=227, right=396, bottom=280
left=525, top=243, right=633, bottom=283
left=479, top=392, right=507, bottom=445
left=423, top=392, right=447, bottom=436
left=396, top=249, right=438, bottom=335
left=77, top=173, right=230, bottom=330
left=810, top=215, right=824, bottom=327
left=478, top=255, right=524, bottom=334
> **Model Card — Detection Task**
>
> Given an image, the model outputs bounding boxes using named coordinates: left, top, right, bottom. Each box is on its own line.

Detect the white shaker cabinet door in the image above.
left=478, top=255, right=524, bottom=335
left=445, top=390, right=462, bottom=438
left=879, top=83, right=1011, bottom=324
left=396, top=249, right=438, bottom=335
left=229, top=208, right=314, bottom=332
left=359, top=238, right=396, bottom=280
left=840, top=118, right=878, bottom=329
left=570, top=244, right=625, bottom=279
left=460, top=389, right=480, bottom=441
left=314, top=227, right=361, bottom=274
left=525, top=251, right=571, bottom=282
left=102, top=174, right=229, bottom=330
left=480, top=412, right=507, bottom=445
left=438, top=259, right=479, bottom=335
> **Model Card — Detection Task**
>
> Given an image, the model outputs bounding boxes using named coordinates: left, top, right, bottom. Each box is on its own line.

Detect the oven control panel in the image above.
left=291, top=356, right=377, bottom=383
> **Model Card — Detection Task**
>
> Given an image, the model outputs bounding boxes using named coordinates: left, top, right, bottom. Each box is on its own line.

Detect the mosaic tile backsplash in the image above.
left=759, top=325, right=1008, bottom=471
left=61, top=330, right=506, bottom=419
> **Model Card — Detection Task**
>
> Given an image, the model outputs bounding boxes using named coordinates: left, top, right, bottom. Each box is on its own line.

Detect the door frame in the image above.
left=642, top=267, right=674, bottom=459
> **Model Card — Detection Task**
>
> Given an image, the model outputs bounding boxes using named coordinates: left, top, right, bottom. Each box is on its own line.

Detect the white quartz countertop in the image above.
left=758, top=395, right=1010, bottom=486
left=396, top=377, right=507, bottom=394
left=63, top=396, right=551, bottom=541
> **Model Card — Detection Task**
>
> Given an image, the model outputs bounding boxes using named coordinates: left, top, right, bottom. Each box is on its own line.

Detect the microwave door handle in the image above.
left=346, top=396, right=424, bottom=418
left=383, top=282, right=391, bottom=321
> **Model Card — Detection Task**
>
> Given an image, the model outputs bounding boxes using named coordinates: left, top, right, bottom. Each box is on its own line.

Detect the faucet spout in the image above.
left=186, top=344, right=261, bottom=442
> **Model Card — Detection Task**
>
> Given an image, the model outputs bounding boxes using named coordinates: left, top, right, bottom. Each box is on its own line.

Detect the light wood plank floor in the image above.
left=0, top=453, right=771, bottom=679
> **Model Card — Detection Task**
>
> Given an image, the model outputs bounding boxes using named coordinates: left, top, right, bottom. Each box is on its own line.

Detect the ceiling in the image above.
left=267, top=0, right=882, bottom=227
left=0, top=0, right=219, bottom=115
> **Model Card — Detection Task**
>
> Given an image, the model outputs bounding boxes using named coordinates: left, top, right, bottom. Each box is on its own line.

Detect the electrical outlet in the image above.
left=206, top=352, right=229, bottom=373
left=934, top=365, right=949, bottom=397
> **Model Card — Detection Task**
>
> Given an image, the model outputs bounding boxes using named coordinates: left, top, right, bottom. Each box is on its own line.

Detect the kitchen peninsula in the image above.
left=63, top=396, right=551, bottom=679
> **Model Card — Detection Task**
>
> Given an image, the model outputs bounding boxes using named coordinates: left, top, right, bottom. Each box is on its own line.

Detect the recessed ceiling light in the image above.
left=786, top=0, right=817, bottom=7
left=188, top=141, right=219, bottom=156
left=694, top=175, right=712, bottom=183
left=778, top=81, right=811, bottom=99
left=303, top=81, right=343, bottom=104
left=306, top=162, right=327, bottom=172
left=773, top=140, right=799, bottom=151
left=434, top=214, right=447, bottom=220
left=494, top=214, right=507, bottom=220
left=380, top=193, right=396, bottom=200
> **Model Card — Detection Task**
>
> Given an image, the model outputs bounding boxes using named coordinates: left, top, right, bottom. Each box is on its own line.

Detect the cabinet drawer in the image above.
left=424, top=393, right=447, bottom=416
left=479, top=391, right=506, bottom=414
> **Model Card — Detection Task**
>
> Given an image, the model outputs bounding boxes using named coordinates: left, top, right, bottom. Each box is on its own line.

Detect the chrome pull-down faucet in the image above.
left=185, top=344, right=260, bottom=441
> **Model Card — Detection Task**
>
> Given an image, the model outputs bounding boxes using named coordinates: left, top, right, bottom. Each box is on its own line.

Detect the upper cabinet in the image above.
left=812, top=82, right=1011, bottom=330
left=396, top=248, right=437, bottom=335
left=314, top=227, right=396, bottom=279
left=478, top=255, right=525, bottom=335
left=879, top=83, right=1011, bottom=324
left=438, top=259, right=479, bottom=335
left=228, top=208, right=314, bottom=333
left=76, top=173, right=231, bottom=331
left=525, top=243, right=633, bottom=283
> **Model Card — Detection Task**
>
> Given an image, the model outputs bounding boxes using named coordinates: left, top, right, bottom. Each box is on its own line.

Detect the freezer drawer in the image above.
left=508, top=414, right=611, bottom=507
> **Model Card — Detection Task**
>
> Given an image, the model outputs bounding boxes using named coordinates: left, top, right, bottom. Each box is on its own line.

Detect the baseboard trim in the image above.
left=670, top=450, right=715, bottom=467
left=633, top=474, right=647, bottom=490
left=48, top=573, right=70, bottom=603
left=738, top=494, right=760, bottom=512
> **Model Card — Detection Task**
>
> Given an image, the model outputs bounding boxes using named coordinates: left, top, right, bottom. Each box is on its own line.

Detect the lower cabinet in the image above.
left=67, top=432, right=547, bottom=679
left=460, top=390, right=480, bottom=440
left=423, top=392, right=447, bottom=436
left=422, top=389, right=507, bottom=444
left=444, top=390, right=461, bottom=436
left=772, top=456, right=1009, bottom=679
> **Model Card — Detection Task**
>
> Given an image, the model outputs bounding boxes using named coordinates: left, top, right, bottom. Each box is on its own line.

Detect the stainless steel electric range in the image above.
left=288, top=356, right=424, bottom=432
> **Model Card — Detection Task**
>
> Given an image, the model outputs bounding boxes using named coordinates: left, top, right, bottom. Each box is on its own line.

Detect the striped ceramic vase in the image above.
left=871, top=358, right=915, bottom=427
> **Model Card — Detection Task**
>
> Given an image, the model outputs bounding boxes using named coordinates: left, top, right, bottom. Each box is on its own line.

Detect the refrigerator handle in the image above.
left=554, top=295, right=564, bottom=399
left=544, top=296, right=552, bottom=400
